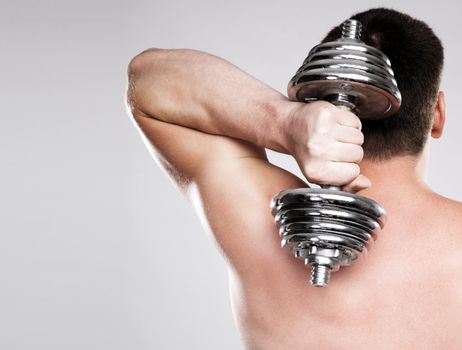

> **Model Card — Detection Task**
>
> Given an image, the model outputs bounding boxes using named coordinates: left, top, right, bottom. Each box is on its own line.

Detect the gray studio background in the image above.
left=1, top=0, right=460, bottom=349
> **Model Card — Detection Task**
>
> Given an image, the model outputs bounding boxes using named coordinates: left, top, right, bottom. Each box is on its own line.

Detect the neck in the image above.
left=358, top=154, right=431, bottom=200
left=355, top=151, right=437, bottom=247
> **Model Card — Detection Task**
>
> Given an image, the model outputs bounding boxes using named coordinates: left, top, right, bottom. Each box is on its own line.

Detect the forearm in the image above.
left=127, top=48, right=298, bottom=153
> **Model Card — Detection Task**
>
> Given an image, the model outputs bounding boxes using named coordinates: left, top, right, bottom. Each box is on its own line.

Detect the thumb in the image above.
left=341, top=174, right=372, bottom=193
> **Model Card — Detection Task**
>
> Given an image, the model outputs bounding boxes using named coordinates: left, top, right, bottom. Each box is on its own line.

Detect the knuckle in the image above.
left=351, top=115, right=362, bottom=128
left=341, top=113, right=361, bottom=129
left=316, top=101, right=333, bottom=111
left=304, top=163, right=318, bottom=180
left=358, top=147, right=364, bottom=160
left=355, top=146, right=364, bottom=162
left=317, top=104, right=336, bottom=122
left=304, top=162, right=324, bottom=182
left=307, top=140, right=324, bottom=158
left=349, top=163, right=360, bottom=178
left=357, top=117, right=363, bottom=130
left=358, top=132, right=364, bottom=145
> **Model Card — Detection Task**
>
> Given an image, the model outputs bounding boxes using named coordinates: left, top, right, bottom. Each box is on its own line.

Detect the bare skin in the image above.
left=127, top=49, right=462, bottom=349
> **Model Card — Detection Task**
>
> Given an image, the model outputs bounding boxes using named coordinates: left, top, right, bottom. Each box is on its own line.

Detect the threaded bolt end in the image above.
left=310, top=264, right=331, bottom=287
left=342, top=19, right=362, bottom=40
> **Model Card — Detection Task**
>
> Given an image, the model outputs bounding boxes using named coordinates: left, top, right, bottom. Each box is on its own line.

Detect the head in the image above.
left=322, top=8, right=445, bottom=161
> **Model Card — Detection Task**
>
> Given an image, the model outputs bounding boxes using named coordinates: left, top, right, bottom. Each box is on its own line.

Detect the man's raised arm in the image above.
left=128, top=48, right=294, bottom=154
left=127, top=48, right=368, bottom=189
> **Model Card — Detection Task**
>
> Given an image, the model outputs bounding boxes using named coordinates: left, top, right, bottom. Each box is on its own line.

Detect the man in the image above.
left=126, top=8, right=462, bottom=350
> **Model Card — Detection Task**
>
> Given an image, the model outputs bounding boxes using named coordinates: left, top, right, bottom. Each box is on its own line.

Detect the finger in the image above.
left=312, top=162, right=360, bottom=186
left=335, top=111, right=362, bottom=130
left=333, top=125, right=364, bottom=145
left=329, top=143, right=364, bottom=163
left=341, top=174, right=372, bottom=193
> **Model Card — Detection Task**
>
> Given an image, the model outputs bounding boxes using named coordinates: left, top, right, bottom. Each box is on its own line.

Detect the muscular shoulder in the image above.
left=419, top=192, right=462, bottom=253
left=430, top=192, right=462, bottom=224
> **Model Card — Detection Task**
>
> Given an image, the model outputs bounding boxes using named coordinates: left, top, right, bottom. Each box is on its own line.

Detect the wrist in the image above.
left=264, top=96, right=302, bottom=154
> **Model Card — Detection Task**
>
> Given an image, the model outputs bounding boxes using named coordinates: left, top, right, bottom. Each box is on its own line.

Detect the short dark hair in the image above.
left=321, top=8, right=444, bottom=160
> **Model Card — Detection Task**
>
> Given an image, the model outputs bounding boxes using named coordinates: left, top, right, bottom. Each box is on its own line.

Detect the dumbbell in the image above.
left=270, top=19, right=401, bottom=287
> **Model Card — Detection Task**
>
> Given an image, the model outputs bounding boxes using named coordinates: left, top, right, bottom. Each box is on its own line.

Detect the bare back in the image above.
left=191, top=157, right=462, bottom=350
left=131, top=99, right=462, bottom=349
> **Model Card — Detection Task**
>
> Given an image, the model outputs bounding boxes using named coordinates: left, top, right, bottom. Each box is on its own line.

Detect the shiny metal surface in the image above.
left=271, top=187, right=386, bottom=286
left=271, top=20, right=401, bottom=287
left=288, top=19, right=401, bottom=119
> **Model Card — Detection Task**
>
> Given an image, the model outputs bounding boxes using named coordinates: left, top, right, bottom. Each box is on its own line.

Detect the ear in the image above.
left=431, top=91, right=446, bottom=139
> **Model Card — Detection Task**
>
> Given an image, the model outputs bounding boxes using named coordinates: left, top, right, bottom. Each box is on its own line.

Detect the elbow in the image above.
left=128, top=48, right=163, bottom=76
left=126, top=48, right=164, bottom=117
